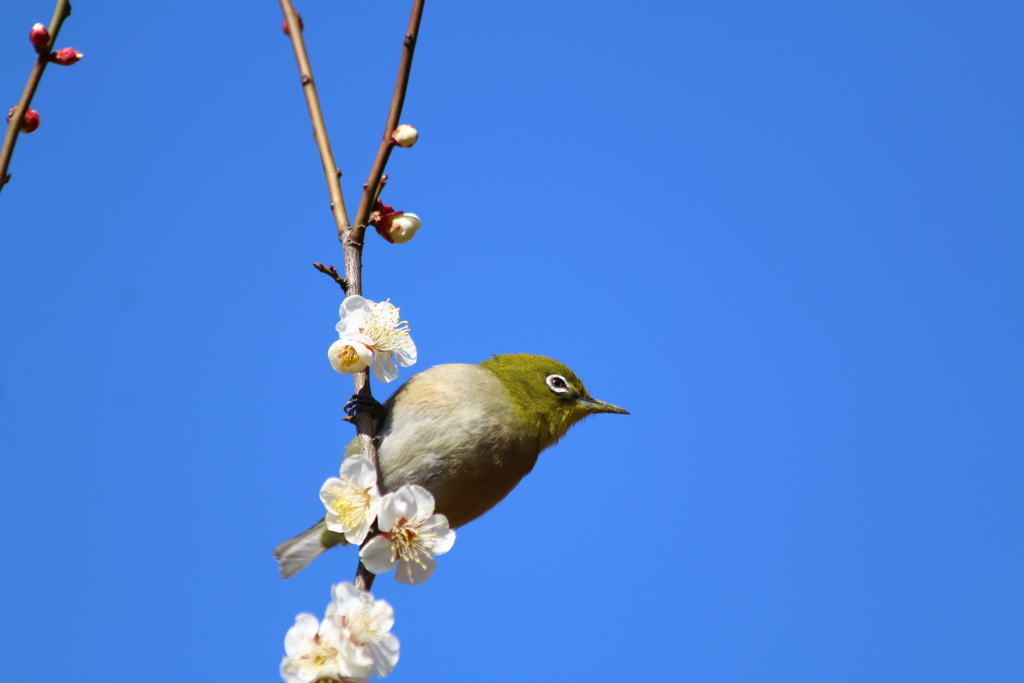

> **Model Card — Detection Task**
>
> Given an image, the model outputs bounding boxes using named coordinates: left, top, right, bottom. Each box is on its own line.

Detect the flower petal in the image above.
left=371, top=352, right=399, bottom=383
left=330, top=582, right=361, bottom=609
left=427, top=517, right=456, bottom=555
left=359, top=535, right=395, bottom=575
left=283, top=613, right=320, bottom=657
left=405, top=484, right=436, bottom=522
left=395, top=555, right=436, bottom=585
left=377, top=491, right=399, bottom=532
left=368, top=633, right=401, bottom=678
left=340, top=454, right=377, bottom=489
left=337, top=296, right=372, bottom=329
left=388, top=486, right=422, bottom=525
left=392, top=339, right=417, bottom=367
left=344, top=515, right=372, bottom=546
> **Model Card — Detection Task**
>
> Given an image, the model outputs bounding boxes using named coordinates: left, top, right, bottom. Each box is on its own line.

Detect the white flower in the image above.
left=280, top=613, right=367, bottom=683
left=328, top=337, right=374, bottom=375
left=329, top=296, right=417, bottom=383
left=360, top=485, right=455, bottom=585
left=390, top=124, right=418, bottom=148
left=320, top=455, right=381, bottom=545
left=326, top=583, right=400, bottom=678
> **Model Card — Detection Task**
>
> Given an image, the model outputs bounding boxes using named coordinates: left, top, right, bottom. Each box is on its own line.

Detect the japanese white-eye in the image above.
left=274, top=353, right=628, bottom=577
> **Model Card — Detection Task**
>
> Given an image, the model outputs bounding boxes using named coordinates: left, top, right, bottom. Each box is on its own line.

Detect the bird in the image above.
left=274, top=353, right=628, bottom=578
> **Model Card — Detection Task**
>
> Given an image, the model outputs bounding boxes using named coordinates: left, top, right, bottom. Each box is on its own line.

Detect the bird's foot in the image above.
left=343, top=393, right=384, bottom=423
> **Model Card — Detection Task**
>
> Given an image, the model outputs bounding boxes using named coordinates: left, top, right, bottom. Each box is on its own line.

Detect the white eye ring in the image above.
left=546, top=374, right=569, bottom=393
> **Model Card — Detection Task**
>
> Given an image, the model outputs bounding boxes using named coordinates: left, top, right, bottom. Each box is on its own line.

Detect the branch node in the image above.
left=300, top=74, right=311, bottom=85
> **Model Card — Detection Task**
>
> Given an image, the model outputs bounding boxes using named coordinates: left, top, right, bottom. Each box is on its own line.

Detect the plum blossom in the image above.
left=320, top=455, right=380, bottom=545
left=326, top=583, right=400, bottom=678
left=360, top=485, right=455, bottom=585
left=280, top=613, right=366, bottom=683
left=328, top=295, right=416, bottom=383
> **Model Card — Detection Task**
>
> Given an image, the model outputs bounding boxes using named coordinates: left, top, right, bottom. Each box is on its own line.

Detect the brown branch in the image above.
left=278, top=0, right=350, bottom=243
left=312, top=262, right=349, bottom=293
left=339, top=8, right=426, bottom=578
left=280, top=1, right=427, bottom=595
left=348, top=0, right=426, bottom=246
left=353, top=560, right=376, bottom=593
left=0, top=0, right=73, bottom=195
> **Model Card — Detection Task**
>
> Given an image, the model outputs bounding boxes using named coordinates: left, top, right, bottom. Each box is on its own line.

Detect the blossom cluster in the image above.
left=319, top=455, right=456, bottom=585
left=282, top=457, right=456, bottom=681
left=281, top=583, right=399, bottom=683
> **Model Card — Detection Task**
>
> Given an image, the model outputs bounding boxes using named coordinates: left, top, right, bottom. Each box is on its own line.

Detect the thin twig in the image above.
left=0, top=0, right=73, bottom=194
left=312, top=262, right=349, bottom=293
left=348, top=0, right=425, bottom=246
left=278, top=0, right=350, bottom=243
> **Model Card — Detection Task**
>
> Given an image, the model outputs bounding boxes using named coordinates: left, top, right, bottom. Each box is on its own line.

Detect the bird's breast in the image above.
left=376, top=364, right=539, bottom=529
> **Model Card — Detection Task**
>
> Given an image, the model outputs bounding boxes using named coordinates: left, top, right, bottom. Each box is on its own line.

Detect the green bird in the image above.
left=274, top=353, right=628, bottom=577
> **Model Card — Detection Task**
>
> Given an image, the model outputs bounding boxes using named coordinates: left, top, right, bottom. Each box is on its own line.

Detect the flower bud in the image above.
left=391, top=124, right=418, bottom=148
left=282, top=13, right=304, bottom=35
left=376, top=212, right=421, bottom=244
left=7, top=107, right=40, bottom=133
left=29, top=23, right=50, bottom=53
left=51, top=47, right=83, bottom=66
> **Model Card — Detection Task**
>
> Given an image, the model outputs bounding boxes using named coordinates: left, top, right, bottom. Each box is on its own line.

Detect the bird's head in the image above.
left=480, top=353, right=628, bottom=450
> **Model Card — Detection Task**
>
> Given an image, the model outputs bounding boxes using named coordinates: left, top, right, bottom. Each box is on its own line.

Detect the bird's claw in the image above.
left=344, top=393, right=384, bottom=422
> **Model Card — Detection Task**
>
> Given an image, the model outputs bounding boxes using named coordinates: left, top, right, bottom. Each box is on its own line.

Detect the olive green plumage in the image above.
left=274, top=353, right=627, bottom=578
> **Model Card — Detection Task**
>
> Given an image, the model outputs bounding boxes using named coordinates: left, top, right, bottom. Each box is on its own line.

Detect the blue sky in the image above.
left=2, top=2, right=1022, bottom=681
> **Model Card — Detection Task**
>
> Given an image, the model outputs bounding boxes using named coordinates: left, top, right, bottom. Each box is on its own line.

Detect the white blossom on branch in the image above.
left=360, top=484, right=455, bottom=585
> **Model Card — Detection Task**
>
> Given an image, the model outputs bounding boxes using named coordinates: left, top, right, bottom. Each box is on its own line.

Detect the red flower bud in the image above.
left=282, top=13, right=304, bottom=35
left=7, top=107, right=40, bottom=133
left=51, top=47, right=83, bottom=66
left=29, top=23, right=50, bottom=53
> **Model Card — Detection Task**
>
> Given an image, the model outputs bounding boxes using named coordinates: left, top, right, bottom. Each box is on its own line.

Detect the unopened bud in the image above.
left=282, top=13, right=304, bottom=35
left=51, top=47, right=83, bottom=66
left=7, top=107, right=40, bottom=133
left=376, top=212, right=421, bottom=244
left=391, top=124, right=418, bottom=148
left=29, top=23, right=50, bottom=53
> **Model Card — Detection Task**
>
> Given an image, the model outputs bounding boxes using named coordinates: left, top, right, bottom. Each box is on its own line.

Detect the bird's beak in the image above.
left=578, top=397, right=629, bottom=415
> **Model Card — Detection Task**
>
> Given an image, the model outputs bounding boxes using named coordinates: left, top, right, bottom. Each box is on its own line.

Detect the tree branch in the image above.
left=280, top=1, right=427, bottom=595
left=278, top=0, right=350, bottom=244
left=348, top=0, right=426, bottom=246
left=0, top=0, right=73, bottom=195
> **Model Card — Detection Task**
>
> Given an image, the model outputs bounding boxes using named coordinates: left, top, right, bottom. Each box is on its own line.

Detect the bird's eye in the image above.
left=546, top=374, right=569, bottom=393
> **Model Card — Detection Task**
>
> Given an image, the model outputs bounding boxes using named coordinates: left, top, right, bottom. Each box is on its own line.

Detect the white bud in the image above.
left=386, top=212, right=421, bottom=244
left=391, top=124, right=418, bottom=148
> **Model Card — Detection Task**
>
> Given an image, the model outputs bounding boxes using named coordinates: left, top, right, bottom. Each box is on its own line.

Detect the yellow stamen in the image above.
left=327, top=480, right=371, bottom=528
left=335, top=344, right=362, bottom=367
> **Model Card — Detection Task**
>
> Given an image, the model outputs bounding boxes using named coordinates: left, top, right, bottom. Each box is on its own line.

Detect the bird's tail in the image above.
left=273, top=518, right=346, bottom=578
